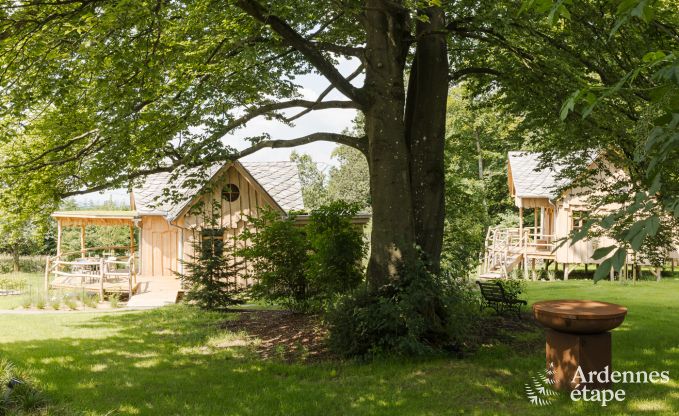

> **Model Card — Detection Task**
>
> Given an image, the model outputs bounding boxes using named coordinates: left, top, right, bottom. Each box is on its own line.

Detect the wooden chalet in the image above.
left=480, top=152, right=678, bottom=280
left=46, top=161, right=370, bottom=304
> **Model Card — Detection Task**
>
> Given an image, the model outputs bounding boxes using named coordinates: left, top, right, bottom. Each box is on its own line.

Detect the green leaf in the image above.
left=642, top=51, right=666, bottom=63
left=611, top=248, right=627, bottom=272
left=571, top=219, right=594, bottom=243
left=591, top=246, right=616, bottom=260
left=594, top=259, right=612, bottom=282
left=647, top=215, right=660, bottom=236
left=610, top=15, right=629, bottom=38
left=631, top=0, right=654, bottom=22
left=616, top=0, right=639, bottom=14
left=560, top=90, right=580, bottom=120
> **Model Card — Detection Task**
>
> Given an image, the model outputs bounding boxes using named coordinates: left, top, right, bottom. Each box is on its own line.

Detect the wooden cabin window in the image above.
left=201, top=228, right=225, bottom=258
left=222, top=184, right=240, bottom=202
left=572, top=210, right=588, bottom=231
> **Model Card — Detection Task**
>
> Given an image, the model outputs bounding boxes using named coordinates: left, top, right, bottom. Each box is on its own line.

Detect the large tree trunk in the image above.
left=404, top=7, right=449, bottom=273
left=363, top=0, right=417, bottom=289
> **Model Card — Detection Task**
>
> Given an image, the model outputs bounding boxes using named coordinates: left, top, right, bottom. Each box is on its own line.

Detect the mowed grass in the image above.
left=0, top=280, right=678, bottom=415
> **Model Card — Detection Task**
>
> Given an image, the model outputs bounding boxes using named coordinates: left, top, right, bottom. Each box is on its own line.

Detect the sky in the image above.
left=72, top=58, right=363, bottom=206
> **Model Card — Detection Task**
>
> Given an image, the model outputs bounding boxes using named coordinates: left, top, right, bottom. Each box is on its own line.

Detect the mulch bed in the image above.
left=220, top=310, right=332, bottom=362
left=476, top=311, right=544, bottom=352
left=219, top=309, right=544, bottom=362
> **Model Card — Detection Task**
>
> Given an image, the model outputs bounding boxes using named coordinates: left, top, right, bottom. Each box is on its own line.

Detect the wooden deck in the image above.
left=50, top=275, right=139, bottom=294
left=127, top=279, right=181, bottom=307
left=45, top=248, right=138, bottom=300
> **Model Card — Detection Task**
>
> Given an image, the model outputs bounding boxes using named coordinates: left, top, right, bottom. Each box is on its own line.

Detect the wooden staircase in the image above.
left=480, top=226, right=556, bottom=279
left=480, top=227, right=522, bottom=279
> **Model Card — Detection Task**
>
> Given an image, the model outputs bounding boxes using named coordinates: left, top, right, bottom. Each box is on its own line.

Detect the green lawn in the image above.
left=0, top=280, right=678, bottom=415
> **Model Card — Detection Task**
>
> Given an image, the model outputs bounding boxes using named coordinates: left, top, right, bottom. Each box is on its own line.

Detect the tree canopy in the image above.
left=0, top=0, right=677, bottom=283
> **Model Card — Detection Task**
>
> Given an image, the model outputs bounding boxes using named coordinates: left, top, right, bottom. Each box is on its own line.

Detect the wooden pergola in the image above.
left=46, top=211, right=141, bottom=299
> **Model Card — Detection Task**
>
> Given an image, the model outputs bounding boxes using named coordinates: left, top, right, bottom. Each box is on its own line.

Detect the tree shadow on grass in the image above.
left=0, top=304, right=678, bottom=415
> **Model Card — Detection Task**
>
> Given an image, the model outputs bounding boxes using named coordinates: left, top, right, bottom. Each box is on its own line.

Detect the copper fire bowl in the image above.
left=532, top=300, right=627, bottom=334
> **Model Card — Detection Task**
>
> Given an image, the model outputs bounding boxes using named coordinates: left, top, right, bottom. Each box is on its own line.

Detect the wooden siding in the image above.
left=140, top=215, right=178, bottom=279
left=140, top=165, right=278, bottom=281
left=554, top=160, right=625, bottom=264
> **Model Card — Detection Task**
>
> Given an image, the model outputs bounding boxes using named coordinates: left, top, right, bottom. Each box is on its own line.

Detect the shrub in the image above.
left=176, top=202, right=245, bottom=310
left=63, top=297, right=78, bottom=310
left=305, top=201, right=367, bottom=298
left=82, top=294, right=98, bottom=308
left=35, top=298, right=46, bottom=310
left=109, top=293, right=121, bottom=308
left=177, top=232, right=243, bottom=310
left=243, top=204, right=368, bottom=313
left=49, top=298, right=61, bottom=310
left=0, top=359, right=52, bottom=414
left=497, top=278, right=525, bottom=299
left=241, top=209, right=310, bottom=312
left=0, top=255, right=44, bottom=274
left=0, top=277, right=27, bottom=292
left=326, top=258, right=480, bottom=357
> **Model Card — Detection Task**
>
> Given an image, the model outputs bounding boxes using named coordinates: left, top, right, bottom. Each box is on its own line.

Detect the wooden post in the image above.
left=610, top=267, right=615, bottom=281
left=56, top=220, right=63, bottom=257
left=519, top=206, right=524, bottom=238
left=80, top=225, right=86, bottom=258
left=523, top=254, right=529, bottom=280
left=585, top=263, right=588, bottom=273
left=564, top=263, right=570, bottom=281
left=540, top=207, right=545, bottom=237
left=534, top=208, right=538, bottom=243
left=44, top=257, right=50, bottom=294
left=128, top=253, right=134, bottom=296
left=129, top=224, right=136, bottom=287
left=531, top=258, right=537, bottom=281
left=99, top=257, right=105, bottom=302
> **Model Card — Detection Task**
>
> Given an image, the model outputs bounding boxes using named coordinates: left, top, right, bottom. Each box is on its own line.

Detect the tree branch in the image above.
left=59, top=133, right=367, bottom=198
left=447, top=23, right=534, bottom=65
left=215, top=99, right=359, bottom=136
left=311, top=41, right=365, bottom=60
left=236, top=132, right=368, bottom=159
left=448, top=67, right=501, bottom=82
left=235, top=0, right=365, bottom=105
left=1, top=129, right=99, bottom=170
left=285, top=64, right=365, bottom=123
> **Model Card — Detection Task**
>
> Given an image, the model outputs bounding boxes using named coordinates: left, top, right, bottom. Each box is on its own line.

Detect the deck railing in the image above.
left=45, top=246, right=137, bottom=300
left=482, top=226, right=556, bottom=275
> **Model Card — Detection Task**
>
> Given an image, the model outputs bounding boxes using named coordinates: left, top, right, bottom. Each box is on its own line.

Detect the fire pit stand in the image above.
left=532, top=300, right=627, bottom=391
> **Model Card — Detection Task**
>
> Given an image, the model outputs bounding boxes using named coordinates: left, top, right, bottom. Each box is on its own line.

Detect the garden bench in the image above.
left=476, top=280, right=527, bottom=317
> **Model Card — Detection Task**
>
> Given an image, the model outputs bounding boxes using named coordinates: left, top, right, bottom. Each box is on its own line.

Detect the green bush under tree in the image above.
left=326, top=257, right=480, bottom=358
left=305, top=201, right=367, bottom=301
left=242, top=202, right=367, bottom=313
left=241, top=209, right=311, bottom=312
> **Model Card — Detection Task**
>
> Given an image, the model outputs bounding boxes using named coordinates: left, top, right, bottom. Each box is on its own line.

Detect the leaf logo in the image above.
left=525, top=362, right=559, bottom=406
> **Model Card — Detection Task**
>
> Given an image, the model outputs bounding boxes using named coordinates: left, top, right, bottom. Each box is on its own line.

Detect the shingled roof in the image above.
left=133, top=161, right=304, bottom=220
left=508, top=151, right=570, bottom=200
